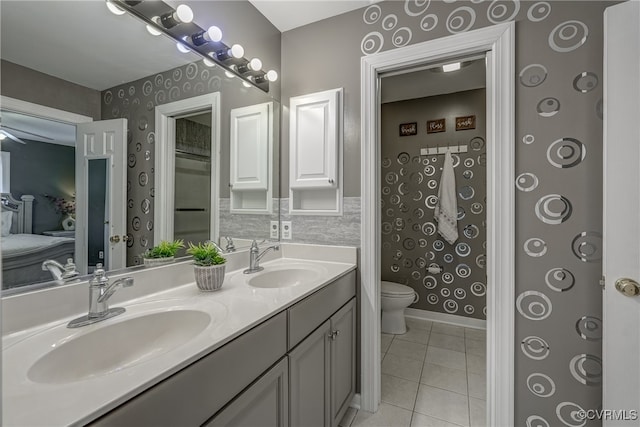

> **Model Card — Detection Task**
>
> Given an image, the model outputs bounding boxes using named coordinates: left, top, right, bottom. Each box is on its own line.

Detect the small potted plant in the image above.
left=187, top=241, right=227, bottom=291
left=141, top=239, right=184, bottom=266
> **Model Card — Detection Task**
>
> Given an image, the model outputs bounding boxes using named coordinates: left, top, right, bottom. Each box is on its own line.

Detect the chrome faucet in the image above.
left=224, top=236, right=236, bottom=252
left=42, top=258, right=79, bottom=283
left=67, top=263, right=134, bottom=328
left=243, top=240, right=280, bottom=274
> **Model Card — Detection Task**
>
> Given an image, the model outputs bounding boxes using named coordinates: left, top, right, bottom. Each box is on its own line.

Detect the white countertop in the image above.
left=2, top=253, right=356, bottom=426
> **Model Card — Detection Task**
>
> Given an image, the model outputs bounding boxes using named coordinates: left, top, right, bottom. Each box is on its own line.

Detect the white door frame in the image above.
left=360, top=22, right=515, bottom=425
left=154, top=93, right=221, bottom=244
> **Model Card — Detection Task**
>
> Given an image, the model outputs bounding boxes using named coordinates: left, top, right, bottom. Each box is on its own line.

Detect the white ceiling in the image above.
left=0, top=111, right=76, bottom=146
left=248, top=0, right=381, bottom=32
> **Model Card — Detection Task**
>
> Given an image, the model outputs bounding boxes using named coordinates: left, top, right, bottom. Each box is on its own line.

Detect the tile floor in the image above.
left=340, top=318, right=486, bottom=427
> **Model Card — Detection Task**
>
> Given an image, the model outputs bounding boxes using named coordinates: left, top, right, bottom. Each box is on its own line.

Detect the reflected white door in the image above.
left=603, top=1, right=640, bottom=424
left=75, top=119, right=127, bottom=274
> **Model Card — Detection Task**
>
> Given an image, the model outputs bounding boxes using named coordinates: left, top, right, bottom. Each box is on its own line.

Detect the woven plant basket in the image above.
left=143, top=256, right=175, bottom=267
left=194, top=264, right=226, bottom=291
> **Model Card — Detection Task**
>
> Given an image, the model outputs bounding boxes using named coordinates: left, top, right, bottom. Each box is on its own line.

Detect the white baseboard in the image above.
left=350, top=393, right=361, bottom=410
left=405, top=308, right=486, bottom=330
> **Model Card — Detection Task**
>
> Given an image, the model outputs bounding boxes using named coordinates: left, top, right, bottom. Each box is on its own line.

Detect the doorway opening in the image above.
left=360, top=22, right=515, bottom=426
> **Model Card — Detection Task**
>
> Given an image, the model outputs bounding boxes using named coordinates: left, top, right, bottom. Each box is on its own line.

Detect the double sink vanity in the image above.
left=2, top=243, right=357, bottom=426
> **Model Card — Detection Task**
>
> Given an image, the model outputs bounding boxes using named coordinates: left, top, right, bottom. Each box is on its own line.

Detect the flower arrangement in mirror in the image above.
left=141, top=239, right=184, bottom=266
left=43, top=194, right=76, bottom=230
left=186, top=241, right=227, bottom=291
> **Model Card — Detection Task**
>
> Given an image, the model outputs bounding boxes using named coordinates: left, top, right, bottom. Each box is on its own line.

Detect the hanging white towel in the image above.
left=434, top=150, right=459, bottom=245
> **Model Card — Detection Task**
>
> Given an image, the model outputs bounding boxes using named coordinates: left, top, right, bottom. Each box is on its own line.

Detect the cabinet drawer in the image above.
left=91, top=311, right=287, bottom=427
left=288, top=270, right=355, bottom=350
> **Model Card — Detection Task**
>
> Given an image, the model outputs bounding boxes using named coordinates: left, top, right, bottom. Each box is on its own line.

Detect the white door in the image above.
left=603, top=1, right=640, bottom=424
left=75, top=119, right=127, bottom=274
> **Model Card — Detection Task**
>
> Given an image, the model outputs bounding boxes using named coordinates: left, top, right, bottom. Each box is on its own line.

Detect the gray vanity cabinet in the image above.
left=289, top=298, right=356, bottom=427
left=204, top=357, right=289, bottom=427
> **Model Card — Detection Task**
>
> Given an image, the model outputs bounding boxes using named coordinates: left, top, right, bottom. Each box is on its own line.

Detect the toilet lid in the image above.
left=381, top=281, right=415, bottom=297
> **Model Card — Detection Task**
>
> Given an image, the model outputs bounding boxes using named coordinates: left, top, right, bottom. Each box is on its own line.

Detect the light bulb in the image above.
left=230, top=44, right=244, bottom=59
left=225, top=71, right=235, bottom=79
left=192, top=25, right=223, bottom=46
left=207, top=26, right=223, bottom=42
left=0, top=133, right=6, bottom=141
left=266, top=70, right=278, bottom=82
left=176, top=42, right=191, bottom=53
left=203, top=58, right=216, bottom=67
left=175, top=4, right=193, bottom=23
left=146, top=24, right=162, bottom=36
left=249, top=58, right=262, bottom=71
left=242, top=81, right=252, bottom=88
left=106, top=1, right=125, bottom=15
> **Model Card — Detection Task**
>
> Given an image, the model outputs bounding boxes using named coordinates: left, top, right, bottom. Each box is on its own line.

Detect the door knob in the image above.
left=615, top=278, right=640, bottom=297
left=109, top=235, right=120, bottom=243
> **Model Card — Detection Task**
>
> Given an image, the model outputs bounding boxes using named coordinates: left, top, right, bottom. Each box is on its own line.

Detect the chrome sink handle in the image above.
left=243, top=240, right=280, bottom=274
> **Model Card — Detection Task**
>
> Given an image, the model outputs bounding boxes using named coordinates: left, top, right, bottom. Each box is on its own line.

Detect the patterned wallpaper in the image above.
left=381, top=89, right=487, bottom=320
left=357, top=1, right=605, bottom=424
left=102, top=60, right=278, bottom=265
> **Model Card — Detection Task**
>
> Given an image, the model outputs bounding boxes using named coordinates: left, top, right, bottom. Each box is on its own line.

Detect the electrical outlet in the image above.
left=270, top=221, right=279, bottom=239
left=281, top=221, right=292, bottom=240
left=98, top=251, right=104, bottom=259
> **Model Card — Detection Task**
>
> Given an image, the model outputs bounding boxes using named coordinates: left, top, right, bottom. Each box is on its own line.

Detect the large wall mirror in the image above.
left=0, top=1, right=280, bottom=293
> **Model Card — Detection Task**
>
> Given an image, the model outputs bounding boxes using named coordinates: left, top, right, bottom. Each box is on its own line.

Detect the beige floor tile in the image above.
left=426, top=346, right=467, bottom=371
left=431, top=323, right=465, bottom=338
left=406, top=317, right=433, bottom=331
left=411, top=412, right=466, bottom=427
left=381, top=334, right=394, bottom=354
left=352, top=402, right=412, bottom=427
left=414, top=385, right=469, bottom=427
left=388, top=339, right=428, bottom=362
left=381, top=374, right=419, bottom=410
left=421, top=363, right=468, bottom=395
left=466, top=353, right=486, bottom=375
left=469, top=397, right=486, bottom=427
left=464, top=328, right=486, bottom=341
left=464, top=338, right=485, bottom=357
left=339, top=407, right=358, bottom=427
left=429, top=333, right=466, bottom=352
left=382, top=353, right=424, bottom=381
left=467, top=372, right=486, bottom=400
left=396, top=327, right=430, bottom=345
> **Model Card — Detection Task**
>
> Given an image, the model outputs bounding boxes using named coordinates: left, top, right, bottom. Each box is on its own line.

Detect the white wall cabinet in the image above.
left=229, top=101, right=273, bottom=214
left=289, top=88, right=343, bottom=215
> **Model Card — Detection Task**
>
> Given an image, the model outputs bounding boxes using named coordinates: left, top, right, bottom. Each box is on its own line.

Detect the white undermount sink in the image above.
left=247, top=264, right=328, bottom=289
left=5, top=298, right=227, bottom=386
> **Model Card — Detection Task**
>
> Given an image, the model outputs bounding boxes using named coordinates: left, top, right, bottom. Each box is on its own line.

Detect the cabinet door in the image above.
left=230, top=102, right=272, bottom=191
left=289, top=320, right=331, bottom=427
left=205, top=357, right=288, bottom=427
left=289, top=88, right=342, bottom=189
left=330, top=299, right=356, bottom=427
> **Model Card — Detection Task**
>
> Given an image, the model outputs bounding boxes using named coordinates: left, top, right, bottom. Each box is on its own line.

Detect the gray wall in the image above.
left=381, top=89, right=486, bottom=320
left=1, top=140, right=75, bottom=234
left=103, top=1, right=281, bottom=266
left=281, top=1, right=607, bottom=423
left=0, top=60, right=101, bottom=120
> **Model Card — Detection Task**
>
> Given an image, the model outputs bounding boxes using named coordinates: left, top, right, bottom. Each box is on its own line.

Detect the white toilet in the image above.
left=381, top=281, right=419, bottom=334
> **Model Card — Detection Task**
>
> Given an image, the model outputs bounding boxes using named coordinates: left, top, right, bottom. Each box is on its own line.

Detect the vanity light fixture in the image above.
left=192, top=26, right=223, bottom=45
left=160, top=4, right=193, bottom=29
left=442, top=62, right=461, bottom=72
left=110, top=0, right=275, bottom=92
